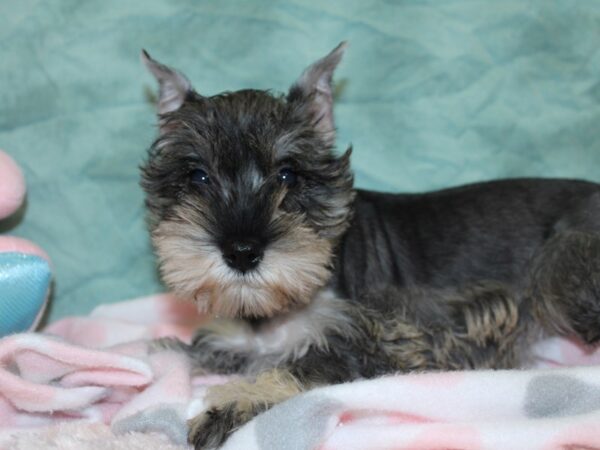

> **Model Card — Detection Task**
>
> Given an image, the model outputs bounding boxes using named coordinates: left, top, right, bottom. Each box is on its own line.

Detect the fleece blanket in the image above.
left=2, top=294, right=600, bottom=450
left=0, top=294, right=219, bottom=448
left=2, top=1, right=600, bottom=323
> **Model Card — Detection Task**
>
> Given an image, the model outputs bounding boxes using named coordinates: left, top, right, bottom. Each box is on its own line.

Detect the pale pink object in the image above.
left=0, top=148, right=50, bottom=263
left=0, top=236, right=50, bottom=262
left=0, top=150, right=26, bottom=219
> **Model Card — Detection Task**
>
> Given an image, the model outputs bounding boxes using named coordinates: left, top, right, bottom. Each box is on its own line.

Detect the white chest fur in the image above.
left=200, top=289, right=355, bottom=373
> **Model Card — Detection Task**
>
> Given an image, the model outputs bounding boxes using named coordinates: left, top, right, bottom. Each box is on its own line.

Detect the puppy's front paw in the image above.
left=188, top=402, right=250, bottom=450
left=188, top=369, right=303, bottom=448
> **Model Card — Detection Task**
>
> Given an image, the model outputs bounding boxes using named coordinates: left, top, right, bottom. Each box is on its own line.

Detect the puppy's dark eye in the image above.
left=190, top=169, right=210, bottom=185
left=277, top=168, right=297, bottom=187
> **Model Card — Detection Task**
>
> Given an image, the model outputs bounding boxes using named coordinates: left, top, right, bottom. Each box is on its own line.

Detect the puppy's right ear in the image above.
left=288, top=42, right=347, bottom=147
left=141, top=50, right=193, bottom=115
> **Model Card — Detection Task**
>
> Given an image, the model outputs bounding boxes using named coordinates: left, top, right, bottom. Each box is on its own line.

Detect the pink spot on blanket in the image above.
left=157, top=295, right=207, bottom=328
left=543, top=422, right=600, bottom=450
left=45, top=318, right=107, bottom=346
left=408, top=424, right=482, bottom=449
left=13, top=349, right=76, bottom=383
left=93, top=400, right=131, bottom=423
left=0, top=368, right=62, bottom=410
left=148, top=351, right=192, bottom=398
left=402, top=371, right=466, bottom=388
left=0, top=396, right=17, bottom=427
left=558, top=338, right=600, bottom=366
left=109, top=341, right=149, bottom=357
left=533, top=337, right=600, bottom=368
left=339, top=410, right=433, bottom=425
left=159, top=296, right=201, bottom=319
left=61, top=368, right=152, bottom=388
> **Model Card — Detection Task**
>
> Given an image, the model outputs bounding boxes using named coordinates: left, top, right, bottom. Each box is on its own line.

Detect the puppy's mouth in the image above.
left=152, top=220, right=334, bottom=319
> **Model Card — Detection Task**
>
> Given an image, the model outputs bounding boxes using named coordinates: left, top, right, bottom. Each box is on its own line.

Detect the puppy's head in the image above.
left=140, top=43, right=354, bottom=319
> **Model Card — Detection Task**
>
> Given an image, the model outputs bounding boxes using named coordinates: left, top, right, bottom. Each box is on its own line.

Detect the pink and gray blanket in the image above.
left=1, top=294, right=600, bottom=449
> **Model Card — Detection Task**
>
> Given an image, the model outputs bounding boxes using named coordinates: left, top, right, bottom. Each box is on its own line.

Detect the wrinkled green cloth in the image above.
left=1, top=0, right=599, bottom=321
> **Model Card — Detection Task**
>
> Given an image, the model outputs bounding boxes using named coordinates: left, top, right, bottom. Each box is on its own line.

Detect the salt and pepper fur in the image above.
left=141, top=44, right=600, bottom=449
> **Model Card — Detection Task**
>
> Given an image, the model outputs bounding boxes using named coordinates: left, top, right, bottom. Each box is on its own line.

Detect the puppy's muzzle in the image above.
left=222, top=239, right=264, bottom=273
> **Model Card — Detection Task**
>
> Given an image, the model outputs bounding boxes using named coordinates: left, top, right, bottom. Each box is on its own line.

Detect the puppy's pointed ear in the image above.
left=141, top=50, right=193, bottom=114
left=289, top=42, right=347, bottom=145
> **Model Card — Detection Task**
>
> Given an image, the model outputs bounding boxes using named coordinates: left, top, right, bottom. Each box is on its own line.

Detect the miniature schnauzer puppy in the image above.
left=140, top=43, right=600, bottom=448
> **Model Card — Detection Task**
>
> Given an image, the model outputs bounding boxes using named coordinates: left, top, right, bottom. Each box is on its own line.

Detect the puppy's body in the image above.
left=140, top=45, right=600, bottom=448
left=339, top=180, right=600, bottom=296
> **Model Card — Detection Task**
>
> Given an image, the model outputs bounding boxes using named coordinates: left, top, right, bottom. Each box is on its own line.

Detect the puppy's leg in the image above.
left=440, top=281, right=531, bottom=368
left=188, top=342, right=376, bottom=449
left=553, top=191, right=600, bottom=234
left=529, top=230, right=600, bottom=344
left=151, top=318, right=255, bottom=374
left=367, top=281, right=530, bottom=371
left=189, top=368, right=303, bottom=449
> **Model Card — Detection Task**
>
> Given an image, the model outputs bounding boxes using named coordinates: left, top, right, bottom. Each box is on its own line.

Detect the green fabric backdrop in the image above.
left=1, top=0, right=599, bottom=321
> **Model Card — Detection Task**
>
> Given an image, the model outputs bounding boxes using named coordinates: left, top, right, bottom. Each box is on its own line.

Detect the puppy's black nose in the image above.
left=222, top=240, right=264, bottom=273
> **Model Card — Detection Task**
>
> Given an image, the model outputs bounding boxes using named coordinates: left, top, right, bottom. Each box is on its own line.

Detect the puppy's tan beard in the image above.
left=152, top=219, right=333, bottom=318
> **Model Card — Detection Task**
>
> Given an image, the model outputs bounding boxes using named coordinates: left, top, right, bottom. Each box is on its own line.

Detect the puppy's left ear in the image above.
left=289, top=42, right=347, bottom=146
left=141, top=50, right=193, bottom=115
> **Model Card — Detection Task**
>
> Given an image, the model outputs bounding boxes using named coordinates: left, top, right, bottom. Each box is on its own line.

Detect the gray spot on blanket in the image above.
left=255, top=395, right=341, bottom=450
left=112, top=406, right=188, bottom=446
left=525, top=374, right=600, bottom=418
